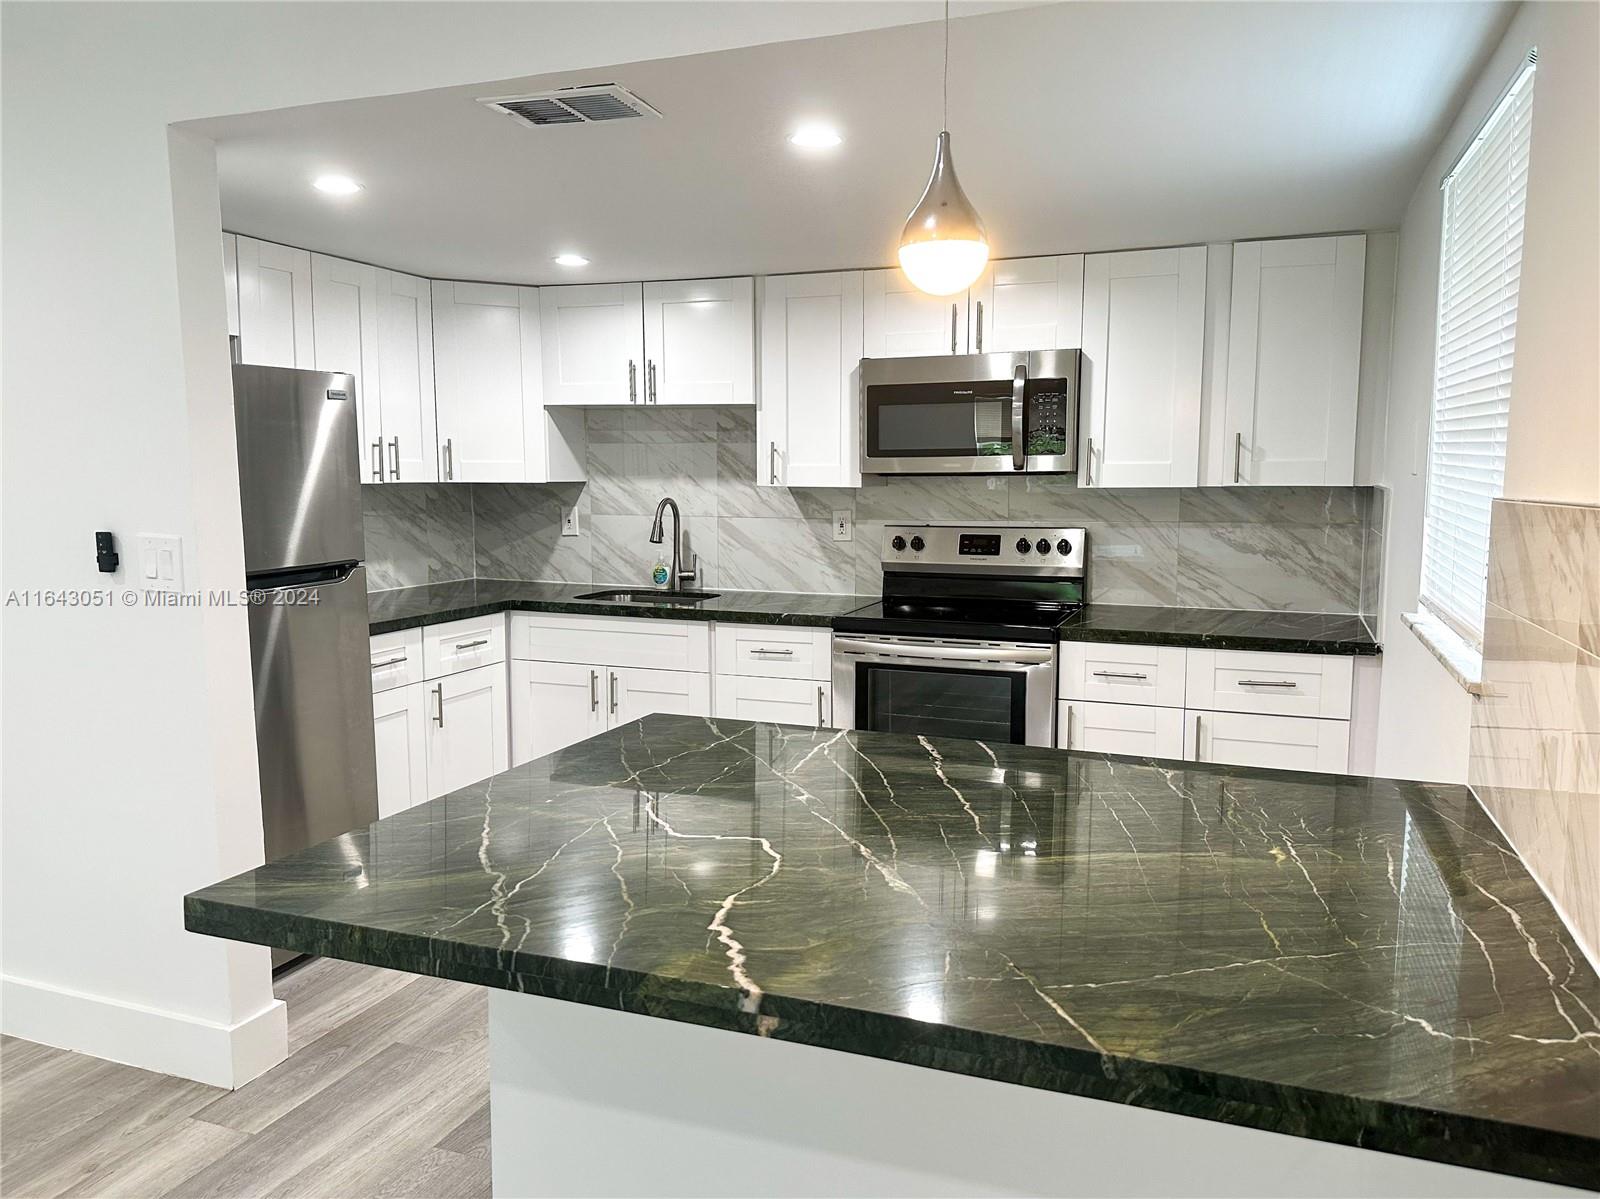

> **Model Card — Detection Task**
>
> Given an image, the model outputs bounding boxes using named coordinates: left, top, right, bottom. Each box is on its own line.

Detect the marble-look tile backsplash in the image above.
left=363, top=408, right=1383, bottom=615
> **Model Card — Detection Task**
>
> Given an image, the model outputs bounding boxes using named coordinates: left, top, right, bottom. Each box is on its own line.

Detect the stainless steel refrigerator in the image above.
left=233, top=365, right=378, bottom=899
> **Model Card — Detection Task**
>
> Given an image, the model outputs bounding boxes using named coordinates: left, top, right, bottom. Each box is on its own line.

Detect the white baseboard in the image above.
left=1, top=973, right=287, bottom=1089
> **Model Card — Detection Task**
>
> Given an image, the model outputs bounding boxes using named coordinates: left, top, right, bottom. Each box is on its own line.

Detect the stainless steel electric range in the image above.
left=832, top=525, right=1087, bottom=747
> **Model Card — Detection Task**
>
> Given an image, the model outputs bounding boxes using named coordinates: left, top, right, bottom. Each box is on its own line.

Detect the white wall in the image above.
left=0, top=0, right=955, bottom=1086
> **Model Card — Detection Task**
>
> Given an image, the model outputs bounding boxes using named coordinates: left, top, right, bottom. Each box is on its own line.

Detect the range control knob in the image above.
left=1036, top=538, right=1051, bottom=555
left=891, top=535, right=907, bottom=552
left=1015, top=537, right=1033, bottom=554
left=1057, top=538, right=1072, bottom=556
left=909, top=535, right=926, bottom=552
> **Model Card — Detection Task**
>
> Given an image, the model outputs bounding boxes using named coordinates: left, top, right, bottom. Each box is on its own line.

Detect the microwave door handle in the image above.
left=1012, top=364, right=1027, bottom=471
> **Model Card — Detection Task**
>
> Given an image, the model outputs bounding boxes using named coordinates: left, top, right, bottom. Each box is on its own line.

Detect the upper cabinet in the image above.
left=758, top=272, right=864, bottom=489
left=969, top=255, right=1084, bottom=352
left=1221, top=235, right=1365, bottom=486
left=540, top=283, right=644, bottom=406
left=863, top=269, right=968, bottom=357
left=309, top=254, right=382, bottom=480
left=1080, top=246, right=1206, bottom=488
left=374, top=270, right=440, bottom=484
left=643, top=277, right=755, bottom=406
left=236, top=236, right=313, bottom=368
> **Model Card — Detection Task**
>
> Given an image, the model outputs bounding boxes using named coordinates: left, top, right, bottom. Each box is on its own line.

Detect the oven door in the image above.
left=831, top=634, right=1057, bottom=746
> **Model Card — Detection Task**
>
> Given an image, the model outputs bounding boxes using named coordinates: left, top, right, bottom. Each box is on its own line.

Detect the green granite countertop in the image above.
left=367, top=579, right=875, bottom=635
left=1060, top=604, right=1381, bottom=655
left=186, top=717, right=1597, bottom=1188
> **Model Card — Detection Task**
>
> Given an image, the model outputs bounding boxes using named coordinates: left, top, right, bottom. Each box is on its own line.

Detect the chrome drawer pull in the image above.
left=453, top=639, right=491, bottom=651
left=816, top=685, right=826, bottom=728
left=1092, top=670, right=1148, bottom=681
left=590, top=670, right=599, bottom=713
left=1239, top=679, right=1297, bottom=688
left=370, top=655, right=408, bottom=669
left=750, top=648, right=795, bottom=657
left=433, top=683, right=444, bottom=727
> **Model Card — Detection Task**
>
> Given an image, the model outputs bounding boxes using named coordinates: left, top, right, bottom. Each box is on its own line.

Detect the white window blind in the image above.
left=1420, top=57, right=1536, bottom=646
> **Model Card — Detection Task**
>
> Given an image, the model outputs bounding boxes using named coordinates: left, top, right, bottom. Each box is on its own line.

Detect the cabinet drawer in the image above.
left=1186, top=710, right=1350, bottom=774
left=512, top=613, right=710, bottom=673
left=422, top=615, right=506, bottom=680
left=1184, top=649, right=1351, bottom=719
left=370, top=629, right=424, bottom=693
left=1059, top=642, right=1185, bottom=707
left=715, top=675, right=831, bottom=727
left=714, top=624, right=831, bottom=681
left=1058, top=701, right=1185, bottom=759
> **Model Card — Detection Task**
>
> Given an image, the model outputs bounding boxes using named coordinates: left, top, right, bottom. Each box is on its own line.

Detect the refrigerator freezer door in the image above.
left=233, top=364, right=365, bottom=575
left=247, top=563, right=379, bottom=865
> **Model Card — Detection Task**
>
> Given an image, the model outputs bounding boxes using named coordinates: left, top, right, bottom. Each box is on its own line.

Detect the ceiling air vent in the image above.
left=479, top=84, right=662, bottom=129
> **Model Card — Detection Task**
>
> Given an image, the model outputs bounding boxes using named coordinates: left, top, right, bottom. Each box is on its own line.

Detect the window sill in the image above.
left=1402, top=611, right=1485, bottom=696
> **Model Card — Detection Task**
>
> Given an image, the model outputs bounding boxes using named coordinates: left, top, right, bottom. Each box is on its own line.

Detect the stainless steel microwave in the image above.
left=859, top=349, right=1080, bottom=475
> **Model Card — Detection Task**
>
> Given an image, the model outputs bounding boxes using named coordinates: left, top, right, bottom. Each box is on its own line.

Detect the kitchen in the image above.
left=2, top=2, right=1597, bottom=1197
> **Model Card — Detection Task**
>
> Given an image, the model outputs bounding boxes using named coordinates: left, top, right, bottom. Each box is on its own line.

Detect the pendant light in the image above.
left=897, top=0, right=989, bottom=296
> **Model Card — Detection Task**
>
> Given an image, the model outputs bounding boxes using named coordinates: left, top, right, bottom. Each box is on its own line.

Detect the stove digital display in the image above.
left=958, top=533, right=1002, bottom=556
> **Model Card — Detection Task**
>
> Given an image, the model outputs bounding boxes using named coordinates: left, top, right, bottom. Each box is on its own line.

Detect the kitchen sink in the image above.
left=575, top=589, right=722, bottom=604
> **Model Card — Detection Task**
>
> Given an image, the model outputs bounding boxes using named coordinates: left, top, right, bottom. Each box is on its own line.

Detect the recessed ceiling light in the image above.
left=312, top=174, right=363, bottom=196
left=788, top=124, right=842, bottom=149
left=553, top=253, right=590, bottom=267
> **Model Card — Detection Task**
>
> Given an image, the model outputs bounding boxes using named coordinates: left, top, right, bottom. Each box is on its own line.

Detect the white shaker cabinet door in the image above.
left=424, top=663, right=509, bottom=799
left=510, top=660, right=606, bottom=767
left=1058, top=701, right=1185, bottom=759
left=431, top=281, right=532, bottom=482
left=375, top=270, right=439, bottom=483
left=643, top=277, right=755, bottom=406
left=372, top=683, right=429, bottom=818
left=310, top=254, right=383, bottom=482
left=863, top=269, right=967, bottom=358
left=758, top=271, right=864, bottom=488
left=714, top=675, right=831, bottom=727
left=968, top=255, right=1084, bottom=352
left=607, top=667, right=711, bottom=728
left=1080, top=246, right=1206, bottom=488
left=1224, top=235, right=1364, bottom=486
left=1185, top=710, right=1350, bottom=774
left=236, top=236, right=314, bottom=368
left=540, top=283, right=645, bottom=407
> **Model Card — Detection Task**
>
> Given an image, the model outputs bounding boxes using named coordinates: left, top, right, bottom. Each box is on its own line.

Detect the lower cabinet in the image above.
left=510, top=659, right=711, bottom=766
left=1185, top=709, right=1350, bottom=774
left=424, top=663, right=509, bottom=799
left=714, top=674, right=832, bottom=727
left=373, top=684, right=429, bottom=818
left=1058, top=700, right=1183, bottom=759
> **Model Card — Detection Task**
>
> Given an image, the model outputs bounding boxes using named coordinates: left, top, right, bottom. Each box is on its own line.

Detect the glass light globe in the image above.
left=896, top=131, right=989, bottom=296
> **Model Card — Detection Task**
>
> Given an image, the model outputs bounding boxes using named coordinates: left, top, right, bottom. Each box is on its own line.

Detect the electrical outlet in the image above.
left=832, top=510, right=853, bottom=542
left=137, top=534, right=183, bottom=592
left=561, top=506, right=581, bottom=537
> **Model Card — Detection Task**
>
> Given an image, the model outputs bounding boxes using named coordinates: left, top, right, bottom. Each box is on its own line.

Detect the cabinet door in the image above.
left=1224, top=236, right=1364, bottom=486
left=424, top=663, right=509, bottom=799
left=758, top=272, right=864, bottom=488
left=431, top=281, right=531, bottom=482
left=1080, top=247, right=1205, bottom=488
left=372, top=683, right=429, bottom=817
left=968, top=256, right=1083, bottom=352
left=1185, top=710, right=1349, bottom=774
left=714, top=675, right=831, bottom=727
left=310, top=254, right=383, bottom=482
left=236, top=237, right=314, bottom=368
left=376, top=270, right=439, bottom=483
left=510, top=660, right=606, bottom=766
left=643, top=277, right=755, bottom=406
left=863, top=269, right=967, bottom=358
left=1059, top=701, right=1184, bottom=758
left=607, top=667, right=711, bottom=728
left=222, top=234, right=240, bottom=339
left=539, top=283, right=645, bottom=406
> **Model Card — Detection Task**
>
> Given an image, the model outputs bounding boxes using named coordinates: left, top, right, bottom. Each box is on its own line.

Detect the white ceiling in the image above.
left=201, top=0, right=1513, bottom=285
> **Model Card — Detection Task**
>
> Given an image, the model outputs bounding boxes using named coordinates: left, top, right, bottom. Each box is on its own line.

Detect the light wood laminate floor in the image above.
left=0, top=959, right=489, bottom=1198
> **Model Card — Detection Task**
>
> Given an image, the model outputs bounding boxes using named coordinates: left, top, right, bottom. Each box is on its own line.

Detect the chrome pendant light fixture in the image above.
left=897, top=0, right=989, bottom=296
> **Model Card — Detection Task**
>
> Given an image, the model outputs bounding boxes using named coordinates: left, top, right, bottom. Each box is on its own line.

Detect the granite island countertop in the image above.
left=188, top=717, right=1594, bottom=1188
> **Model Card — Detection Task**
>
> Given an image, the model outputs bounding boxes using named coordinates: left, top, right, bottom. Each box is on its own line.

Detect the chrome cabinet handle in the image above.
left=608, top=671, right=619, bottom=715
left=647, top=360, right=657, bottom=404
left=1084, top=437, right=1094, bottom=486
left=1092, top=670, right=1149, bottom=681
left=750, top=648, right=795, bottom=657
left=1011, top=364, right=1027, bottom=472
left=433, top=683, right=445, bottom=727
left=816, top=685, right=826, bottom=728
left=453, top=638, right=490, bottom=651
left=1233, top=432, right=1244, bottom=484
left=370, top=655, right=407, bottom=669
left=442, top=438, right=454, bottom=481
left=1193, top=713, right=1202, bottom=761
left=388, top=437, right=400, bottom=481
left=1064, top=703, right=1074, bottom=749
left=950, top=303, right=958, bottom=354
left=769, top=441, right=779, bottom=485
left=628, top=359, right=637, bottom=404
left=590, top=669, right=599, bottom=713
left=370, top=440, right=384, bottom=482
left=975, top=300, right=984, bottom=352
left=1239, top=679, right=1298, bottom=688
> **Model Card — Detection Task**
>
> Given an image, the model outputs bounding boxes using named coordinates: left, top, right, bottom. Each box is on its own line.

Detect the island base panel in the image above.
left=487, top=992, right=1570, bottom=1199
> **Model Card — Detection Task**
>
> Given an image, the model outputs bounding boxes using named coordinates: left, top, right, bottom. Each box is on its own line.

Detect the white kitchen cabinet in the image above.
left=863, top=268, right=968, bottom=358
left=513, top=613, right=710, bottom=674
left=539, top=283, right=645, bottom=406
left=424, top=662, right=509, bottom=800
left=1058, top=642, right=1187, bottom=709
left=968, top=256, right=1084, bottom=352
left=236, top=236, right=314, bottom=368
left=1059, top=700, right=1184, bottom=759
left=222, top=234, right=240, bottom=339
left=758, top=272, right=864, bottom=488
left=369, top=628, right=424, bottom=693
left=510, top=659, right=606, bottom=766
left=310, top=254, right=382, bottom=481
left=609, top=666, right=712, bottom=727
left=375, top=270, right=439, bottom=483
left=1222, top=236, right=1365, bottom=486
left=1185, top=710, right=1350, bottom=774
left=1080, top=246, right=1206, bottom=488
left=372, top=684, right=430, bottom=817
left=643, top=277, right=755, bottom=406
left=1184, top=649, right=1353, bottom=720
left=714, top=674, right=831, bottom=727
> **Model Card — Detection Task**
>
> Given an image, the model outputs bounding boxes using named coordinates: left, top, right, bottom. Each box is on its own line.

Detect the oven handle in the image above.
left=1011, top=364, right=1028, bottom=472
left=832, top=637, right=1054, bottom=666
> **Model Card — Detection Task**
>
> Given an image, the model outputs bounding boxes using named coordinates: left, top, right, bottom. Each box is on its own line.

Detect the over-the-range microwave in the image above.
left=859, top=349, right=1080, bottom=475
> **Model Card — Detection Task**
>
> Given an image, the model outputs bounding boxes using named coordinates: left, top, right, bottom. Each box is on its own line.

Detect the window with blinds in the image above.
left=1420, top=55, right=1536, bottom=646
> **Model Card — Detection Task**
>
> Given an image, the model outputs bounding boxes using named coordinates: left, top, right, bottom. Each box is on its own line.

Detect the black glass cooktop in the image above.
left=833, top=595, right=1079, bottom=644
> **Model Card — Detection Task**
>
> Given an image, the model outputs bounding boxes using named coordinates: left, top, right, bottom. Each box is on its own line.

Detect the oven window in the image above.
left=867, top=382, right=1013, bottom=459
left=859, top=663, right=1025, bottom=744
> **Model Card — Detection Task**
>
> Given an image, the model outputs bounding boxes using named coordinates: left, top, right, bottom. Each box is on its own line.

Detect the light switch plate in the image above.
left=561, top=507, right=581, bottom=537
left=137, top=534, right=183, bottom=592
left=832, top=510, right=852, bottom=542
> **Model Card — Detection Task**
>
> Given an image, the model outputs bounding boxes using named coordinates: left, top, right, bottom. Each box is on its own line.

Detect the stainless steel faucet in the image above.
left=648, top=496, right=698, bottom=592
